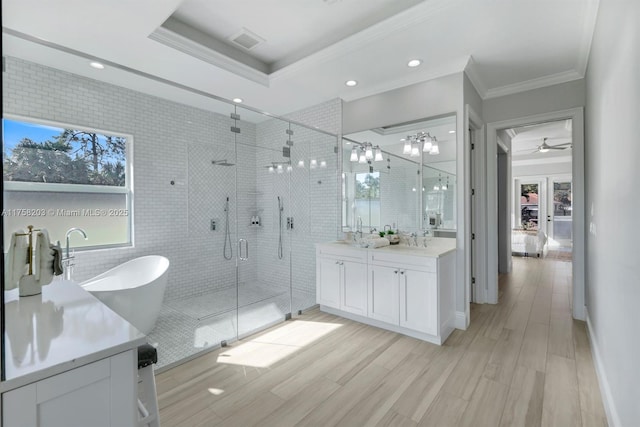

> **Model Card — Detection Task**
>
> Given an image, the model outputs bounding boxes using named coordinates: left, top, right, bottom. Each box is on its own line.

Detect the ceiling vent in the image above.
left=228, top=28, right=265, bottom=51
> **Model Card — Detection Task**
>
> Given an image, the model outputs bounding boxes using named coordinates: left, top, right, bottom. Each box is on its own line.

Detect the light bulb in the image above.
left=403, top=139, right=412, bottom=154
left=277, top=164, right=283, bottom=174
left=350, top=147, right=358, bottom=162
left=358, top=152, right=367, bottom=163
left=310, top=159, right=318, bottom=169
left=374, top=146, right=383, bottom=161
left=429, top=143, right=440, bottom=155
left=297, top=159, right=305, bottom=168
left=365, top=144, right=373, bottom=160
left=320, top=160, right=327, bottom=168
left=268, top=166, right=274, bottom=173
left=434, top=184, right=440, bottom=191
left=287, top=165, right=293, bottom=172
left=412, top=188, right=417, bottom=192
left=410, top=142, right=420, bottom=157
left=442, top=183, right=448, bottom=190
left=423, top=138, right=433, bottom=152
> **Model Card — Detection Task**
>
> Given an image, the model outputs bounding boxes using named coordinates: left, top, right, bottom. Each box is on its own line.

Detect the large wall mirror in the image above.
left=342, top=114, right=456, bottom=237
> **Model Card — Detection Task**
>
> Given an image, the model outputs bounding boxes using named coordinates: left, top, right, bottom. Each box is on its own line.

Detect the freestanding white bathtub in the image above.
left=81, top=255, right=170, bottom=334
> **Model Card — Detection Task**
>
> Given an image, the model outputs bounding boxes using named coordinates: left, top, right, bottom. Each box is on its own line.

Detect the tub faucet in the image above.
left=64, top=228, right=88, bottom=280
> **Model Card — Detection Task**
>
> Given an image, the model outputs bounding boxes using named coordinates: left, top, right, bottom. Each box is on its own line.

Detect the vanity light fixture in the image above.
left=402, top=138, right=412, bottom=155
left=350, top=147, right=358, bottom=162
left=310, top=159, right=318, bottom=169
left=320, top=160, right=327, bottom=168
left=374, top=146, right=384, bottom=162
left=297, top=159, right=305, bottom=168
left=277, top=164, right=284, bottom=174
left=365, top=144, right=373, bottom=161
left=345, top=80, right=358, bottom=87
left=407, top=59, right=422, bottom=67
left=268, top=166, right=275, bottom=173
left=89, top=61, right=105, bottom=69
left=429, top=137, right=440, bottom=155
left=287, top=164, right=293, bottom=172
left=422, top=135, right=433, bottom=152
left=350, top=142, right=384, bottom=162
left=410, top=140, right=420, bottom=157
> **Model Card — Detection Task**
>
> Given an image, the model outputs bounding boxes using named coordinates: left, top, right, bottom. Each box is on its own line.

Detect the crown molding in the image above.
left=577, top=0, right=600, bottom=76
left=463, top=56, right=488, bottom=99
left=484, top=70, right=584, bottom=99
left=149, top=26, right=270, bottom=87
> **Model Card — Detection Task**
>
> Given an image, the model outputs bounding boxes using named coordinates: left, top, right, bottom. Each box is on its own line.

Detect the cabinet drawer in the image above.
left=369, top=251, right=436, bottom=272
left=317, top=244, right=368, bottom=262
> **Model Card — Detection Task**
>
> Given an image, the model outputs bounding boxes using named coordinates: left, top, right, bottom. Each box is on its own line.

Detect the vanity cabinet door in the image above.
left=341, top=260, right=367, bottom=316
left=317, top=256, right=341, bottom=308
left=2, top=350, right=137, bottom=427
left=399, top=269, right=438, bottom=335
left=368, top=265, right=399, bottom=324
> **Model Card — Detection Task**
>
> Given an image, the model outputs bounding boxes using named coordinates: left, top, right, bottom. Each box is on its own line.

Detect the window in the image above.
left=2, top=117, right=133, bottom=250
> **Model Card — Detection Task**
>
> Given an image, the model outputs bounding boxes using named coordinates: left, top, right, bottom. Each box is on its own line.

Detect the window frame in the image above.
left=2, top=114, right=135, bottom=251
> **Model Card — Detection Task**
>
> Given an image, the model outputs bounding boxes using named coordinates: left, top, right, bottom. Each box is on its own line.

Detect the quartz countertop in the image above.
left=318, top=237, right=457, bottom=258
left=1, top=280, right=146, bottom=393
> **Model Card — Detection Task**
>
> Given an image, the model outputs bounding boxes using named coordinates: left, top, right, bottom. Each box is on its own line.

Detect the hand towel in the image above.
left=366, top=237, right=390, bottom=249
left=4, top=230, right=29, bottom=290
left=36, top=229, right=55, bottom=286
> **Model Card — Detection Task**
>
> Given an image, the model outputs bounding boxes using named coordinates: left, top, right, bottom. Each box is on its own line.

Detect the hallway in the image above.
left=156, top=256, right=606, bottom=426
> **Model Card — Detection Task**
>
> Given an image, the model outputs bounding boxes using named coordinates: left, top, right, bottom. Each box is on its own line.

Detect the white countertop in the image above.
left=1, top=280, right=146, bottom=393
left=319, top=237, right=457, bottom=258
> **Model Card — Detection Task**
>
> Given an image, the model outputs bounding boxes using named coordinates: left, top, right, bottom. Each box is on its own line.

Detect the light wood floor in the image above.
left=156, top=257, right=607, bottom=426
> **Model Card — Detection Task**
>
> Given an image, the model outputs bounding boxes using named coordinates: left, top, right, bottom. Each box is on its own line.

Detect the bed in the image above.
left=512, top=229, right=547, bottom=257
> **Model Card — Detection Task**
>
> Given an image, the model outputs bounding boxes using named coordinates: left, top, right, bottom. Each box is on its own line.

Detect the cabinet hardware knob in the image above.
left=400, top=271, right=405, bottom=275
left=394, top=270, right=398, bottom=274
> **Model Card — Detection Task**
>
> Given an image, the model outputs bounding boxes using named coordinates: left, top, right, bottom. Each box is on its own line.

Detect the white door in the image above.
left=341, top=261, right=367, bottom=316
left=368, top=265, right=399, bottom=324
left=399, top=269, right=438, bottom=335
left=547, top=177, right=572, bottom=248
left=317, top=257, right=341, bottom=308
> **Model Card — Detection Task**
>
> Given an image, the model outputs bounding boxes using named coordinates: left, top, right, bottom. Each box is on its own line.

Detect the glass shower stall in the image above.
left=149, top=103, right=338, bottom=369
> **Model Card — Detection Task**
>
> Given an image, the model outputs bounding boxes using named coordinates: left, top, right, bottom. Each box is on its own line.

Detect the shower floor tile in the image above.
left=147, top=282, right=312, bottom=370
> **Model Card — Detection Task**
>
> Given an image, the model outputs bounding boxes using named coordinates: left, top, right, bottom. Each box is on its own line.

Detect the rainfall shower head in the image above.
left=212, top=160, right=235, bottom=166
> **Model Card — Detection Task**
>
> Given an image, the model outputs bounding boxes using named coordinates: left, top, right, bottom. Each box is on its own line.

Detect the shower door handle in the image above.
left=238, top=239, right=249, bottom=261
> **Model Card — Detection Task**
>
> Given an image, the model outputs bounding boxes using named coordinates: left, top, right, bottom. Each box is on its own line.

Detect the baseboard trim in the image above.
left=585, top=307, right=621, bottom=427
left=454, top=311, right=468, bottom=330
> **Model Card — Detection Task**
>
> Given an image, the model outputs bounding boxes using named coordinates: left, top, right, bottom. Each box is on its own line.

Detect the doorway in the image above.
left=486, top=107, right=585, bottom=320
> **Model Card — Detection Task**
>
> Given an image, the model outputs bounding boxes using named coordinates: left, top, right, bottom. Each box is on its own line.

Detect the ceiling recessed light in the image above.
left=407, top=59, right=422, bottom=67
left=232, top=98, right=243, bottom=103
left=89, top=61, right=104, bottom=69
left=449, top=130, right=456, bottom=134
left=345, top=80, right=358, bottom=87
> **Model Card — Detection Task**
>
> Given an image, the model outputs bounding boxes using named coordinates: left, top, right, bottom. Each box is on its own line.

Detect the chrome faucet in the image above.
left=64, top=228, right=88, bottom=280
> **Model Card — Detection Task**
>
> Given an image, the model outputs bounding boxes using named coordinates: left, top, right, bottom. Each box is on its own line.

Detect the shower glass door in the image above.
left=234, top=106, right=292, bottom=338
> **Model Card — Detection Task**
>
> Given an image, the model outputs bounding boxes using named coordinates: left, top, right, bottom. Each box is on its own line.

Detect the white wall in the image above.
left=512, top=161, right=572, bottom=177
left=483, top=79, right=586, bottom=124
left=584, top=0, right=640, bottom=424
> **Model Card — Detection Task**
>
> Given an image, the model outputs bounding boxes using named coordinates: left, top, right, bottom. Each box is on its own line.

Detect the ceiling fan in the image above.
left=533, top=137, right=572, bottom=153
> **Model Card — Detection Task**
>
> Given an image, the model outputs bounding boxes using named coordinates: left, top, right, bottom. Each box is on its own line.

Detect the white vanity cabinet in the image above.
left=3, top=350, right=137, bottom=427
left=1, top=281, right=146, bottom=427
left=316, top=244, right=368, bottom=316
left=368, top=252, right=439, bottom=336
left=317, top=240, right=456, bottom=345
